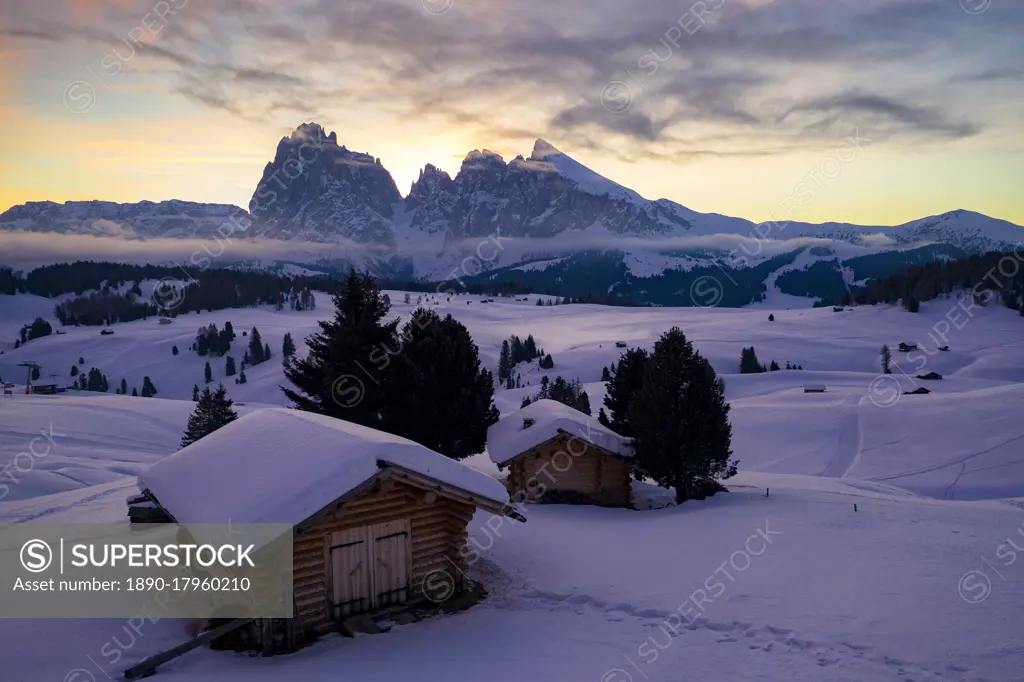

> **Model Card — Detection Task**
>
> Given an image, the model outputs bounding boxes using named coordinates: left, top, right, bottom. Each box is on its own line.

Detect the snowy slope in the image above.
left=2, top=290, right=1023, bottom=502
left=2, top=292, right=1024, bottom=681
left=2, top=473, right=1022, bottom=682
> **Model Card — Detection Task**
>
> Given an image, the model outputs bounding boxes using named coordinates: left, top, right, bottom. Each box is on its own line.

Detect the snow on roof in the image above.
left=486, top=399, right=633, bottom=466
left=138, top=408, right=511, bottom=525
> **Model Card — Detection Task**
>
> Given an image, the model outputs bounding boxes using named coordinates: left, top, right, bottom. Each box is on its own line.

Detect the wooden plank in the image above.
left=124, top=618, right=253, bottom=679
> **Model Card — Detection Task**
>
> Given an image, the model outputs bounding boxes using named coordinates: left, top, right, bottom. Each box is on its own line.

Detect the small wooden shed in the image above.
left=137, top=408, right=523, bottom=655
left=487, top=399, right=636, bottom=507
left=803, top=385, right=826, bottom=393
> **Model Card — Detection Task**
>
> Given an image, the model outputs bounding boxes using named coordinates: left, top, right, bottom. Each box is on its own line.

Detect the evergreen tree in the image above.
left=768, top=314, right=775, bottom=321
left=264, top=342, right=272, bottom=361
left=248, top=327, right=264, bottom=364
left=78, top=357, right=84, bottom=365
left=70, top=365, right=79, bottom=377
left=904, top=296, right=920, bottom=313
left=880, top=345, right=892, bottom=374
left=381, top=309, right=500, bottom=459
left=524, top=335, right=538, bottom=359
left=172, top=345, right=178, bottom=356
left=630, top=327, right=736, bottom=504
left=204, top=360, right=212, bottom=384
left=225, top=356, right=237, bottom=377
left=131, top=387, right=138, bottom=397
left=181, top=384, right=238, bottom=447
left=282, top=332, right=296, bottom=359
left=536, top=298, right=543, bottom=306
left=237, top=369, right=247, bottom=384
left=598, top=407, right=611, bottom=428
left=539, top=354, right=554, bottom=369
left=510, top=335, right=524, bottom=364
left=192, top=384, right=200, bottom=401
left=521, top=396, right=532, bottom=408
left=769, top=360, right=780, bottom=372
left=120, top=378, right=127, bottom=394
left=498, top=339, right=511, bottom=384
left=283, top=269, right=400, bottom=425
left=740, top=347, right=765, bottom=374
left=141, top=376, right=157, bottom=397
left=602, top=348, right=649, bottom=438
left=600, top=366, right=611, bottom=382
left=224, top=321, right=234, bottom=339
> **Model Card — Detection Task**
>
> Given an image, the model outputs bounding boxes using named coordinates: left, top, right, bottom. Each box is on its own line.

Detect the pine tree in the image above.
left=141, top=376, right=157, bottom=397
left=283, top=269, right=400, bottom=425
left=192, top=384, right=200, bottom=401
left=237, top=369, right=247, bottom=384
left=264, top=342, right=272, bottom=361
left=225, top=356, right=236, bottom=377
left=78, top=357, right=84, bottom=365
left=381, top=309, right=500, bottom=459
left=248, top=327, right=264, bottom=364
left=498, top=339, right=511, bottom=384
left=880, top=345, right=892, bottom=374
left=510, top=336, right=524, bottom=364
left=769, top=360, right=780, bottom=372
left=70, top=365, right=79, bottom=377
left=224, top=321, right=234, bottom=339
left=131, top=387, right=138, bottom=396
left=204, top=360, right=212, bottom=384
left=172, top=345, right=178, bottom=356
left=630, top=327, right=736, bottom=504
left=598, top=407, right=611, bottom=428
left=181, top=384, right=238, bottom=447
left=404, top=293, right=411, bottom=304
left=282, top=332, right=296, bottom=359
left=602, top=348, right=649, bottom=437
left=600, top=366, right=611, bottom=382
left=120, top=378, right=127, bottom=394
left=536, top=298, right=543, bottom=306
left=768, top=314, right=775, bottom=321
left=740, top=347, right=765, bottom=374
left=524, top=335, right=538, bottom=360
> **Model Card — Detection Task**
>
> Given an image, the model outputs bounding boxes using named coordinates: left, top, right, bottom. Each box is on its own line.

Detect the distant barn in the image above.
left=803, top=385, right=826, bottom=393
left=488, top=399, right=637, bottom=507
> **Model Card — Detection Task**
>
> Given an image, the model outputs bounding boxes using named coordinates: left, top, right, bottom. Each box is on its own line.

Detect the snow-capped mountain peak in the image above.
left=528, top=139, right=644, bottom=203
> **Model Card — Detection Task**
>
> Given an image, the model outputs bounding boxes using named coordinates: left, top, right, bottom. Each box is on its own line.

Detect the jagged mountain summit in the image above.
left=1, top=122, right=1021, bottom=293
left=248, top=123, right=401, bottom=245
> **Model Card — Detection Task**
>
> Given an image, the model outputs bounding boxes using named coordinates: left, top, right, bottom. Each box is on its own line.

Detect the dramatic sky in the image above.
left=1, top=0, right=1022, bottom=226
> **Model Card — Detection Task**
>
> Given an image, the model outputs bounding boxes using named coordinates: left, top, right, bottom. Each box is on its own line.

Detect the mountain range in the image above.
left=2, top=122, right=1021, bottom=306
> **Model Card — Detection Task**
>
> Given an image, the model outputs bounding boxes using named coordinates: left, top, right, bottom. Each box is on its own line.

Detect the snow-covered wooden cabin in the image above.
left=137, top=408, right=524, bottom=652
left=487, top=399, right=636, bottom=507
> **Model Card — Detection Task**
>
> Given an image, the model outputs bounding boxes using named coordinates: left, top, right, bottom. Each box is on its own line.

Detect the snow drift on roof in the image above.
left=486, top=399, right=633, bottom=466
left=138, top=408, right=511, bottom=525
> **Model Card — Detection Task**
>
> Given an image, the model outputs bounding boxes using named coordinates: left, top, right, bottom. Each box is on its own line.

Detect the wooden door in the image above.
left=327, top=520, right=411, bottom=619
left=370, top=520, right=411, bottom=608
left=328, top=527, right=371, bottom=619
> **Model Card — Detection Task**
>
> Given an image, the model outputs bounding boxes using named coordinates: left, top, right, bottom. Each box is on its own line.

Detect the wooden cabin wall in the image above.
left=508, top=435, right=631, bottom=506
left=291, top=480, right=474, bottom=634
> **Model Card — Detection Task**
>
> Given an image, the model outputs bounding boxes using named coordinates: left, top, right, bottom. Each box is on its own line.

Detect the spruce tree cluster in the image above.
left=81, top=368, right=109, bottom=392
left=141, top=376, right=157, bottom=397
left=283, top=270, right=499, bottom=460
left=740, top=347, right=767, bottom=374
left=880, top=345, right=892, bottom=374
left=195, top=323, right=232, bottom=357
left=498, top=334, right=545, bottom=386
left=599, top=330, right=736, bottom=503
left=630, top=328, right=736, bottom=503
left=181, top=384, right=239, bottom=447
left=522, top=375, right=591, bottom=414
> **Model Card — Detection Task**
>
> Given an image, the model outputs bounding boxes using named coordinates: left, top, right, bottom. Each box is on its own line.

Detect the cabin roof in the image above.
left=486, top=399, right=633, bottom=466
left=138, top=408, right=513, bottom=525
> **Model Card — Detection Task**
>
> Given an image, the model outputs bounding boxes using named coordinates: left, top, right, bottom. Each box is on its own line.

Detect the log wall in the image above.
left=507, top=434, right=631, bottom=507
left=291, top=479, right=475, bottom=634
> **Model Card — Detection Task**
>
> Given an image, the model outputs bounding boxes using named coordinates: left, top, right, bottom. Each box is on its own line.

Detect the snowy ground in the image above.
left=1, top=290, right=1023, bottom=681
